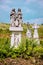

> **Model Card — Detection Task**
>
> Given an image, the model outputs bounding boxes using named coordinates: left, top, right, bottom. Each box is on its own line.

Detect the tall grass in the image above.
left=0, top=37, right=43, bottom=59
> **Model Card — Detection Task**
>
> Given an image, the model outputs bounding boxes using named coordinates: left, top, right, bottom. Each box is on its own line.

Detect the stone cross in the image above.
left=32, top=23, right=39, bottom=38
left=32, top=23, right=40, bottom=44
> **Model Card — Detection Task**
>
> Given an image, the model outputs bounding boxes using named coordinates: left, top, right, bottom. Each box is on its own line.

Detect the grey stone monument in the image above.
left=32, top=23, right=40, bottom=44
left=9, top=8, right=23, bottom=48
left=26, top=29, right=32, bottom=38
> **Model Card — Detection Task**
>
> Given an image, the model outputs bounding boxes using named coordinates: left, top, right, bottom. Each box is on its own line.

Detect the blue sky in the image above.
left=0, top=0, right=43, bottom=24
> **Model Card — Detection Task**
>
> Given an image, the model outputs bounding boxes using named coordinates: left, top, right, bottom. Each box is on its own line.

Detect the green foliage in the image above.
left=0, top=23, right=43, bottom=60
left=0, top=28, right=2, bottom=33
left=0, top=37, right=10, bottom=58
left=0, top=37, right=43, bottom=59
left=40, top=39, right=43, bottom=47
left=33, top=46, right=43, bottom=58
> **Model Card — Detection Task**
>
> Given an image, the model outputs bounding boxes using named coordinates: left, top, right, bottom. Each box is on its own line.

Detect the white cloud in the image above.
left=25, top=0, right=43, bottom=7
left=26, top=18, right=43, bottom=24
left=26, top=8, right=30, bottom=13
left=21, top=7, right=32, bottom=14
left=25, top=0, right=36, bottom=4
left=0, top=4, right=11, bottom=12
left=0, top=0, right=12, bottom=12
left=1, top=0, right=12, bottom=4
left=38, top=0, right=43, bottom=7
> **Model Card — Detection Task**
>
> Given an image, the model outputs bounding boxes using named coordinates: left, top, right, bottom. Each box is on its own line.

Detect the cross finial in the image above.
left=32, top=23, right=39, bottom=29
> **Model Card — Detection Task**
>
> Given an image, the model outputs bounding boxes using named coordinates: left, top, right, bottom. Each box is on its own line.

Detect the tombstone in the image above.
left=9, top=8, right=23, bottom=48
left=32, top=23, right=40, bottom=44
left=26, top=29, right=32, bottom=38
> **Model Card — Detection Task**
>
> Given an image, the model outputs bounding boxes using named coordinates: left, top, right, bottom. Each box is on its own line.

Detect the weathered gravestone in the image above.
left=32, top=23, right=40, bottom=44
left=9, top=8, right=23, bottom=48
left=26, top=29, right=32, bottom=38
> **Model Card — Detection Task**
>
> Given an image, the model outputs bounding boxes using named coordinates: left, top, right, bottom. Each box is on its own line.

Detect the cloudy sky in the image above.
left=0, top=0, right=43, bottom=24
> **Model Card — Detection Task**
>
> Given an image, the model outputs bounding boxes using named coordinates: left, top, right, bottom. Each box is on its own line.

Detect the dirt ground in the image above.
left=0, top=58, right=43, bottom=65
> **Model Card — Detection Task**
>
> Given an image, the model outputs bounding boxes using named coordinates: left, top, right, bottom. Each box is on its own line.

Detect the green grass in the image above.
left=0, top=23, right=43, bottom=59
left=0, top=37, right=43, bottom=59
left=0, top=23, right=43, bottom=37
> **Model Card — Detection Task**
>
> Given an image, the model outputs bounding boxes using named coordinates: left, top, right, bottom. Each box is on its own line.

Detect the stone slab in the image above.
left=9, top=27, right=23, bottom=31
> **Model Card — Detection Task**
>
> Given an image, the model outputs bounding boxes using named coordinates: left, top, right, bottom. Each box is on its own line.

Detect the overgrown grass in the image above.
left=0, top=37, right=43, bottom=59
left=0, top=23, right=43, bottom=59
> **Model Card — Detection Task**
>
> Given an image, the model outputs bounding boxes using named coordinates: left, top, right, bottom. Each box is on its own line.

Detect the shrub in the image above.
left=33, top=46, right=43, bottom=58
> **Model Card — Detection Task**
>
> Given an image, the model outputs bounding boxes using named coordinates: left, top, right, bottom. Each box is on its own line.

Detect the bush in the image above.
left=32, top=46, right=43, bottom=58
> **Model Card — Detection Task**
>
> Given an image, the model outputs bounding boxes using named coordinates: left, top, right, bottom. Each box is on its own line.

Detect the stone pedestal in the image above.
left=9, top=27, right=23, bottom=48
left=33, top=29, right=39, bottom=38
left=26, top=29, right=32, bottom=38
left=9, top=8, right=23, bottom=48
left=32, top=24, right=40, bottom=44
left=10, top=32, right=14, bottom=47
